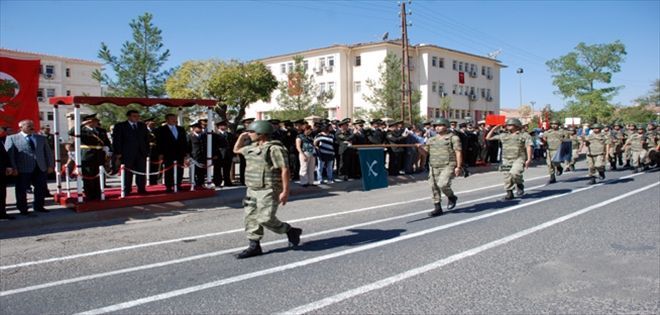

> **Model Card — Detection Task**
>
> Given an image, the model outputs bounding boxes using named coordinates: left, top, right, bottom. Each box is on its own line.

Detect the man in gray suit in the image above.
left=5, top=120, right=54, bottom=215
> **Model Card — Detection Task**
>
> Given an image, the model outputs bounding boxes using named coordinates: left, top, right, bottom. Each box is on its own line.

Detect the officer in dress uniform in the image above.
left=335, top=118, right=355, bottom=181
left=486, top=118, right=533, bottom=200
left=419, top=118, right=462, bottom=216
left=582, top=123, right=611, bottom=184
left=233, top=120, right=302, bottom=259
left=542, top=120, right=566, bottom=184
left=70, top=114, right=107, bottom=200
left=144, top=117, right=160, bottom=185
left=351, top=119, right=367, bottom=178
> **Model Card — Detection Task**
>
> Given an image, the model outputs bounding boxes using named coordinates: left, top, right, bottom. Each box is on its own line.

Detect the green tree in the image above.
left=364, top=52, right=421, bottom=122
left=166, top=59, right=278, bottom=128
left=439, top=95, right=451, bottom=118
left=546, top=41, right=627, bottom=123
left=611, top=105, right=656, bottom=124
left=635, top=79, right=660, bottom=106
left=92, top=12, right=173, bottom=127
left=271, top=55, right=333, bottom=120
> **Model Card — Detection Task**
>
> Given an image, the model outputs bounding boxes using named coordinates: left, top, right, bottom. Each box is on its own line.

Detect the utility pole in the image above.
left=400, top=1, right=413, bottom=124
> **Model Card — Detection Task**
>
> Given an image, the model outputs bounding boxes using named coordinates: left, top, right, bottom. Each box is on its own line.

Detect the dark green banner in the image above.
left=358, top=148, right=388, bottom=191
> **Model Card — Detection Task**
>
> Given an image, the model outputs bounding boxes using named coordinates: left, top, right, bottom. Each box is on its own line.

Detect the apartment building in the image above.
left=250, top=40, right=505, bottom=122
left=0, top=48, right=102, bottom=140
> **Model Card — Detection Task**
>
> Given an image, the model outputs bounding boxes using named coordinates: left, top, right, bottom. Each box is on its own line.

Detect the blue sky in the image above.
left=1, top=0, right=658, bottom=110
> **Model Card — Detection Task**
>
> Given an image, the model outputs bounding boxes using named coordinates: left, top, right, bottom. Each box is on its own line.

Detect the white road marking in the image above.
left=0, top=183, right=547, bottom=297
left=0, top=175, right=548, bottom=271
left=73, top=183, right=605, bottom=315
left=280, top=181, right=660, bottom=315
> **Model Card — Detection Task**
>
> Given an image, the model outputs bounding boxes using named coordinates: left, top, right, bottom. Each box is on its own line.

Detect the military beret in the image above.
left=214, top=119, right=228, bottom=126
left=355, top=119, right=365, bottom=124
left=240, top=117, right=255, bottom=123
left=190, top=122, right=202, bottom=128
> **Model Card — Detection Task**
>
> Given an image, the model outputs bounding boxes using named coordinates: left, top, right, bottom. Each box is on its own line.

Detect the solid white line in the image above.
left=0, top=175, right=548, bottom=271
left=74, top=183, right=599, bottom=315
left=0, top=183, right=546, bottom=297
left=280, top=181, right=660, bottom=315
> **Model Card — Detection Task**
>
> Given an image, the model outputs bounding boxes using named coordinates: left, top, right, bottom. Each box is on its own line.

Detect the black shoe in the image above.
left=548, top=174, right=557, bottom=184
left=428, top=203, right=444, bottom=217
left=625, top=161, right=631, bottom=168
left=618, top=158, right=623, bottom=166
left=515, top=184, right=525, bottom=196
left=0, top=214, right=16, bottom=220
left=556, top=166, right=563, bottom=176
left=569, top=165, right=575, bottom=172
left=598, top=170, right=605, bottom=180
left=165, top=187, right=174, bottom=193
left=447, top=196, right=458, bottom=210
left=235, top=240, right=263, bottom=259
left=610, top=161, right=617, bottom=170
left=286, top=227, right=302, bottom=247
left=503, top=190, right=515, bottom=200
left=589, top=177, right=596, bottom=185
left=138, top=189, right=148, bottom=194
left=35, top=209, right=50, bottom=213
left=633, top=167, right=639, bottom=174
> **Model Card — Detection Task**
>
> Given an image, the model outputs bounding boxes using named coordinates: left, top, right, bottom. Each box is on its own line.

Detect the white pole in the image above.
left=206, top=106, right=213, bottom=188
left=52, top=104, right=62, bottom=195
left=73, top=104, right=83, bottom=203
left=173, top=160, right=179, bottom=193
left=177, top=107, right=184, bottom=127
left=99, top=165, right=106, bottom=201
left=146, top=157, right=151, bottom=187
left=190, top=162, right=196, bottom=191
left=65, top=166, right=71, bottom=198
left=120, top=164, right=126, bottom=198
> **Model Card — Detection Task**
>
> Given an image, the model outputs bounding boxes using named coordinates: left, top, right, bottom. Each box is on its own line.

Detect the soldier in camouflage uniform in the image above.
left=623, top=123, right=636, bottom=168
left=486, top=118, right=533, bottom=200
left=582, top=123, right=611, bottom=184
left=419, top=118, right=462, bottom=217
left=233, top=120, right=302, bottom=259
left=541, top=120, right=566, bottom=184
left=645, top=122, right=659, bottom=167
left=623, top=124, right=648, bottom=173
left=610, top=122, right=626, bottom=169
left=563, top=127, right=581, bottom=172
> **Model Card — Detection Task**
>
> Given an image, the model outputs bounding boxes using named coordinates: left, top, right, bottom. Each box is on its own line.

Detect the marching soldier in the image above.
left=486, top=118, right=533, bottom=200
left=542, top=120, right=566, bottom=184
left=610, top=122, right=626, bottom=169
left=563, top=126, right=581, bottom=172
left=233, top=120, right=302, bottom=259
left=70, top=114, right=107, bottom=200
left=623, top=123, right=636, bottom=168
left=420, top=118, right=461, bottom=216
left=582, top=123, right=611, bottom=184
left=623, top=124, right=648, bottom=173
left=645, top=122, right=659, bottom=167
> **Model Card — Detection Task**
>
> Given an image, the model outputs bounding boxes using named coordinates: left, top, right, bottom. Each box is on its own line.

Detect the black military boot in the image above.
left=428, top=203, right=444, bottom=217
left=503, top=190, right=515, bottom=200
left=588, top=177, right=596, bottom=185
left=447, top=195, right=458, bottom=210
left=625, top=160, right=631, bottom=168
left=610, top=160, right=617, bottom=170
left=515, top=184, right=525, bottom=196
left=548, top=174, right=556, bottom=184
left=618, top=156, right=623, bottom=166
left=633, top=167, right=639, bottom=173
left=556, top=165, right=563, bottom=176
left=598, top=170, right=606, bottom=180
left=286, top=227, right=303, bottom=247
left=235, top=240, right=263, bottom=259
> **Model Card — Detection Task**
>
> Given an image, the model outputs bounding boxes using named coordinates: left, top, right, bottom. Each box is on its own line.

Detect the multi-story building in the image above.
left=250, top=40, right=505, bottom=122
left=0, top=48, right=102, bottom=140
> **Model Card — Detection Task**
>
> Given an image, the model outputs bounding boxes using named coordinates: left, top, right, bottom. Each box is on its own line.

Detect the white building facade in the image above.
left=249, top=40, right=505, bottom=122
left=0, top=48, right=102, bottom=140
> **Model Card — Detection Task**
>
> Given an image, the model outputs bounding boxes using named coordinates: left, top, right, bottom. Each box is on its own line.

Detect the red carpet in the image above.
left=54, top=184, right=216, bottom=212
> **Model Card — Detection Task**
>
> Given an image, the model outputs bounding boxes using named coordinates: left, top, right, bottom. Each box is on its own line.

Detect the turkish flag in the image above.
left=458, top=72, right=465, bottom=84
left=0, top=57, right=41, bottom=131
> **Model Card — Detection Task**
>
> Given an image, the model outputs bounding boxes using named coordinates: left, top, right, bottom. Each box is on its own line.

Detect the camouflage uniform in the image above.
left=425, top=131, right=461, bottom=208
left=625, top=130, right=647, bottom=171
left=610, top=128, right=626, bottom=168
left=584, top=127, right=611, bottom=183
left=240, top=140, right=291, bottom=241
left=644, top=125, right=658, bottom=166
left=490, top=131, right=533, bottom=193
left=542, top=127, right=565, bottom=180
left=563, top=130, right=581, bottom=171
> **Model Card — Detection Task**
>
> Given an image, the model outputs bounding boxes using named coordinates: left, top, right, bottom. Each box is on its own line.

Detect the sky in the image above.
left=1, top=0, right=658, bottom=111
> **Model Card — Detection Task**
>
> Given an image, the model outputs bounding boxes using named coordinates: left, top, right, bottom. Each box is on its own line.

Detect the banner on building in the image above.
left=458, top=72, right=465, bottom=84
left=287, top=72, right=303, bottom=96
left=358, top=148, right=388, bottom=191
left=0, top=57, right=41, bottom=131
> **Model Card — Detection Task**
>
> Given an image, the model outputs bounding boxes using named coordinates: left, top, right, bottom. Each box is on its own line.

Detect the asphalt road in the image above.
left=1, top=161, right=659, bottom=314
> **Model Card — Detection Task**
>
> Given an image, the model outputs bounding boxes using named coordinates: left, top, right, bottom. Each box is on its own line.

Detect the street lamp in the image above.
left=516, top=68, right=524, bottom=108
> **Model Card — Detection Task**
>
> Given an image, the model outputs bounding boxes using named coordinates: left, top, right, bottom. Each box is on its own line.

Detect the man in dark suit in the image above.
left=112, top=110, right=149, bottom=195
left=188, top=122, right=217, bottom=187
left=213, top=119, right=233, bottom=187
left=155, top=114, right=189, bottom=192
left=4, top=119, right=54, bottom=216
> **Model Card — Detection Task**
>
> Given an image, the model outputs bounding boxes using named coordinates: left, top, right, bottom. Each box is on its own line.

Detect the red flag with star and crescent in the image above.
left=0, top=56, right=41, bottom=131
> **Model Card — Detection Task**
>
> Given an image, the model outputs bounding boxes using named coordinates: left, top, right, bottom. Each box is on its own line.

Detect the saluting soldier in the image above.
left=486, top=118, right=533, bottom=200
left=420, top=118, right=461, bottom=216
left=582, top=123, right=611, bottom=184
left=542, top=119, right=566, bottom=184
left=70, top=114, right=107, bottom=200
left=233, top=120, right=302, bottom=259
left=623, top=124, right=648, bottom=173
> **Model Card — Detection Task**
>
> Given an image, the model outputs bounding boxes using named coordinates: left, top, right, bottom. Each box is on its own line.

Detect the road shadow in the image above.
left=265, top=228, right=406, bottom=254
left=602, top=177, right=634, bottom=185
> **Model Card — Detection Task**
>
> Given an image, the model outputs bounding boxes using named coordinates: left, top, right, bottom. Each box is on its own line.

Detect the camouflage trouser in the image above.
left=546, top=149, right=560, bottom=175
left=243, top=187, right=290, bottom=241
left=501, top=158, right=525, bottom=192
left=631, top=149, right=647, bottom=168
left=586, top=154, right=606, bottom=178
left=564, top=149, right=580, bottom=169
left=608, top=145, right=622, bottom=163
left=624, top=146, right=632, bottom=162
left=429, top=165, right=456, bottom=204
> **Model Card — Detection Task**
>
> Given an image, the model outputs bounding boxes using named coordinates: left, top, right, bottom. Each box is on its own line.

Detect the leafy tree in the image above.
left=439, top=95, right=452, bottom=118
left=364, top=52, right=421, bottom=122
left=271, top=55, right=333, bottom=120
left=92, top=12, right=173, bottom=127
left=546, top=41, right=626, bottom=123
left=166, top=59, right=278, bottom=128
left=635, top=79, right=660, bottom=106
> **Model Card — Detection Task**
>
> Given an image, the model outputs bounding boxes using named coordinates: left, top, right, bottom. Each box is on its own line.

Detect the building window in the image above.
left=487, top=89, right=492, bottom=97
left=458, top=62, right=463, bottom=72
left=37, top=89, right=44, bottom=97
left=38, top=112, right=44, bottom=120
left=47, top=112, right=54, bottom=121
left=439, top=58, right=444, bottom=68
left=327, top=56, right=335, bottom=67
left=432, top=56, right=437, bottom=67
left=328, top=81, right=335, bottom=92
left=432, top=82, right=437, bottom=92
left=482, top=66, right=486, bottom=75
left=46, top=88, right=56, bottom=97
left=452, top=60, right=457, bottom=71
left=452, top=84, right=457, bottom=94
left=65, top=68, right=71, bottom=77
left=287, top=63, right=293, bottom=73
left=45, top=65, right=55, bottom=75
left=280, top=64, right=286, bottom=74
left=66, top=90, right=71, bottom=96
left=481, top=88, right=486, bottom=97
left=470, top=87, right=475, bottom=95
left=439, top=83, right=445, bottom=95
left=435, top=109, right=440, bottom=118
left=354, top=81, right=361, bottom=93
left=355, top=55, right=361, bottom=66
left=319, top=57, right=326, bottom=68
left=459, top=86, right=464, bottom=95
left=487, top=67, right=492, bottom=77
left=303, top=60, right=309, bottom=71
left=319, top=82, right=326, bottom=92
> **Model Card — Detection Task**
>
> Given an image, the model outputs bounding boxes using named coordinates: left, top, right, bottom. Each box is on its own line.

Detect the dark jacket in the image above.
left=155, top=124, right=189, bottom=161
left=112, top=121, right=149, bottom=161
